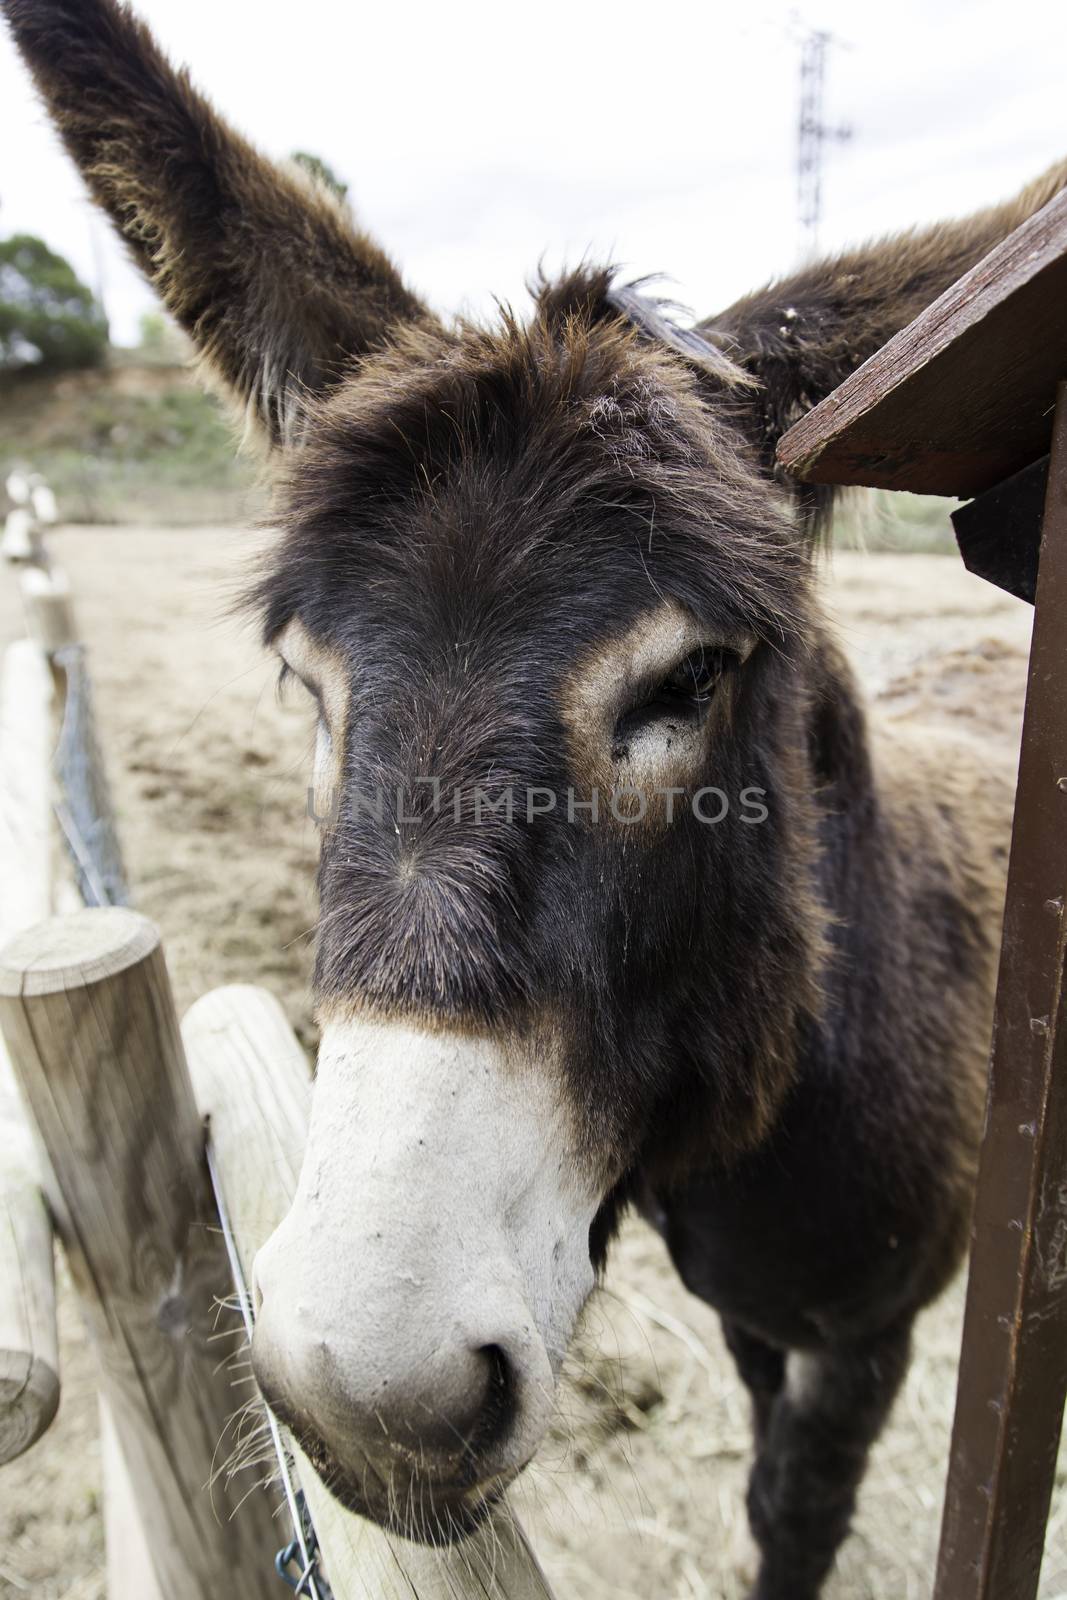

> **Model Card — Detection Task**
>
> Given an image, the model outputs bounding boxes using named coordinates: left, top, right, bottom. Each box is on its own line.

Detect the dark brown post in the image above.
left=0, top=909, right=279, bottom=1600
left=934, top=383, right=1067, bottom=1600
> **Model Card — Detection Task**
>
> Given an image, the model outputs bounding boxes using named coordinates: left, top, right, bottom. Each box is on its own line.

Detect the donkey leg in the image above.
left=745, top=1322, right=912, bottom=1600
left=720, top=1316, right=785, bottom=1445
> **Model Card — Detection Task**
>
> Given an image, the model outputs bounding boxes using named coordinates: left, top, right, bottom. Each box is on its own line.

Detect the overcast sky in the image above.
left=1, top=0, right=1064, bottom=345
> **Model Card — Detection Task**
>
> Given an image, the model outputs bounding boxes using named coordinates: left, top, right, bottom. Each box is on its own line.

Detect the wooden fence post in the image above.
left=934, top=384, right=1067, bottom=1600
left=20, top=564, right=77, bottom=657
left=99, top=1394, right=168, bottom=1600
left=184, top=982, right=558, bottom=1600
left=0, top=909, right=280, bottom=1600
left=0, top=1081, right=59, bottom=1463
left=0, top=638, right=54, bottom=942
left=0, top=632, right=60, bottom=1464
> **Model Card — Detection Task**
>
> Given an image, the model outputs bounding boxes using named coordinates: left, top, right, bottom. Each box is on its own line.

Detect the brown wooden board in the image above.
left=933, top=385, right=1067, bottom=1600
left=776, top=189, right=1067, bottom=496
left=952, top=454, right=1048, bottom=603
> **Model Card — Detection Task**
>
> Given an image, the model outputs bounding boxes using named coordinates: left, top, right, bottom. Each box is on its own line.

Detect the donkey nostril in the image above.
left=470, top=1342, right=515, bottom=1454
left=480, top=1342, right=509, bottom=1391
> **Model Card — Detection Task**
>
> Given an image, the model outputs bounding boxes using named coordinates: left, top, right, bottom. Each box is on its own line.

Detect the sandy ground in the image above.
left=0, top=531, right=1064, bottom=1600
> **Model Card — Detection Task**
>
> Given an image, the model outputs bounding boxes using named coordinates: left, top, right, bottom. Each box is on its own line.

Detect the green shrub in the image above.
left=0, top=234, right=109, bottom=375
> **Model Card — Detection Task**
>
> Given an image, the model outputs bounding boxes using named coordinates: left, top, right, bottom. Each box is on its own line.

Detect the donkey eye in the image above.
left=642, top=646, right=731, bottom=721
left=613, top=646, right=732, bottom=753
left=660, top=647, right=725, bottom=706
left=276, top=657, right=322, bottom=711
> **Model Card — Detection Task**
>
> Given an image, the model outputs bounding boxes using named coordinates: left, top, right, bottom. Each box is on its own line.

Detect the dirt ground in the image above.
left=0, top=531, right=1064, bottom=1600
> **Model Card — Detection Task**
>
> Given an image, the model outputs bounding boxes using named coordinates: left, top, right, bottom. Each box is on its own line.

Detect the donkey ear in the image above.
left=2, top=0, right=430, bottom=446
left=700, top=157, right=1067, bottom=469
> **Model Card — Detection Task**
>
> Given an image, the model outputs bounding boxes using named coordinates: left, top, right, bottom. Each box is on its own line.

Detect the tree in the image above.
left=0, top=234, right=109, bottom=375
left=138, top=310, right=169, bottom=353
left=290, top=150, right=349, bottom=202
left=136, top=309, right=191, bottom=363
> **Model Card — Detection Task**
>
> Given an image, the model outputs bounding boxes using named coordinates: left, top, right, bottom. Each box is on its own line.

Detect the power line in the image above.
left=797, top=27, right=852, bottom=257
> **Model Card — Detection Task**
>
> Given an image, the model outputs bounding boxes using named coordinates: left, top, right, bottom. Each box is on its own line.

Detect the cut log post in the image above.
left=0, top=1059, right=59, bottom=1464
left=21, top=565, right=77, bottom=656
left=1, top=506, right=35, bottom=562
left=18, top=565, right=131, bottom=909
left=0, top=910, right=282, bottom=1600
left=29, top=479, right=58, bottom=528
left=100, top=1395, right=166, bottom=1600
left=0, top=632, right=61, bottom=1462
left=183, top=983, right=558, bottom=1600
left=4, top=469, right=30, bottom=506
left=0, top=638, right=54, bottom=946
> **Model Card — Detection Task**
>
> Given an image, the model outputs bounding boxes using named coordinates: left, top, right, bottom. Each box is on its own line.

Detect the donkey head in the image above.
left=7, top=0, right=1055, bottom=1541
left=242, top=299, right=826, bottom=1530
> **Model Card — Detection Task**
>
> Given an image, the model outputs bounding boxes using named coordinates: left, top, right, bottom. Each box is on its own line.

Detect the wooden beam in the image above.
left=183, top=982, right=558, bottom=1600
left=0, top=910, right=281, bottom=1600
left=776, top=189, right=1067, bottom=495
left=933, top=384, right=1067, bottom=1600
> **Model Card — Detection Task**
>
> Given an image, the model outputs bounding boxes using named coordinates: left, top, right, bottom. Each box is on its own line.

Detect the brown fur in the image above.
left=3, top=2, right=1059, bottom=1593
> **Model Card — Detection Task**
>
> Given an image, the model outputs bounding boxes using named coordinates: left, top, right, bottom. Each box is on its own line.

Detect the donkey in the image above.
left=6, top=2, right=1062, bottom=1593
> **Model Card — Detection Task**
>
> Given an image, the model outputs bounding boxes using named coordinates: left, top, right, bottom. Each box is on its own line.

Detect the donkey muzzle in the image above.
left=250, top=1018, right=597, bottom=1536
